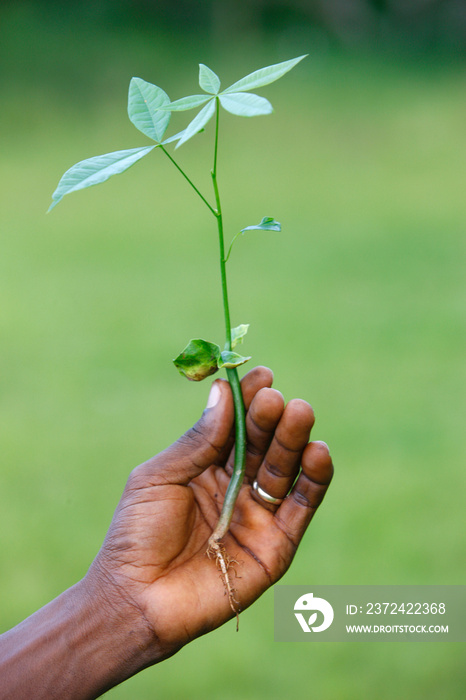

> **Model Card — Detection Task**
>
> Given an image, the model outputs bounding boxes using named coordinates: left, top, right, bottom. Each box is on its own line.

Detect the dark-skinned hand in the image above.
left=89, top=365, right=333, bottom=658
left=0, top=366, right=333, bottom=700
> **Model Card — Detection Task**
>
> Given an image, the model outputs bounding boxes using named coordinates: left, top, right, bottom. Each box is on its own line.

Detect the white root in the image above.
left=206, top=540, right=240, bottom=631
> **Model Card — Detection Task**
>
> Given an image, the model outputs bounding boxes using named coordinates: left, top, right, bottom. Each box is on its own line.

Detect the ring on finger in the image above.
left=252, top=480, right=284, bottom=505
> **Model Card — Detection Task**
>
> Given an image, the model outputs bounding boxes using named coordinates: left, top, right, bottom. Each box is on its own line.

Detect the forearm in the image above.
left=0, top=576, right=159, bottom=700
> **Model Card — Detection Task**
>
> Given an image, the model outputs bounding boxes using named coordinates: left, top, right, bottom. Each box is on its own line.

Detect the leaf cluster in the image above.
left=173, top=326, right=251, bottom=382
left=159, top=55, right=306, bottom=148
left=48, top=55, right=307, bottom=382
left=48, top=56, right=306, bottom=211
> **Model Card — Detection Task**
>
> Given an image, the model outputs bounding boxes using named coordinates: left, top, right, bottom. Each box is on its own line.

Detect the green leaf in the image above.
left=176, top=99, right=216, bottom=149
left=199, top=64, right=221, bottom=94
left=48, top=146, right=156, bottom=211
left=218, top=351, right=252, bottom=369
left=231, top=324, right=249, bottom=350
left=173, top=339, right=221, bottom=381
left=161, top=94, right=211, bottom=111
left=241, top=216, right=281, bottom=233
left=224, top=218, right=281, bottom=263
left=222, top=55, right=307, bottom=94
left=127, top=78, right=171, bottom=142
left=219, top=92, right=273, bottom=117
left=161, top=129, right=186, bottom=145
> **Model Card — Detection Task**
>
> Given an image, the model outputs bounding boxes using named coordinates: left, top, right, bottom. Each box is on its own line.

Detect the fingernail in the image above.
left=206, top=381, right=221, bottom=409
left=315, top=440, right=329, bottom=450
left=315, top=440, right=331, bottom=456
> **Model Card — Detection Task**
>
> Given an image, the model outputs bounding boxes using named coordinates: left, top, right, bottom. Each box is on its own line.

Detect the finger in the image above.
left=241, top=365, right=274, bottom=411
left=275, top=440, right=334, bottom=545
left=139, top=378, right=234, bottom=485
left=250, top=399, right=315, bottom=510
left=213, top=366, right=274, bottom=468
left=138, top=366, right=274, bottom=486
left=224, top=387, right=285, bottom=480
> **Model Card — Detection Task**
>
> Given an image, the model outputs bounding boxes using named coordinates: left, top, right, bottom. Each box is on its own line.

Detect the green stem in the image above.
left=224, top=230, right=242, bottom=264
left=209, top=99, right=247, bottom=542
left=214, top=367, right=246, bottom=537
left=160, top=146, right=216, bottom=216
left=212, top=170, right=231, bottom=348
left=161, top=104, right=247, bottom=542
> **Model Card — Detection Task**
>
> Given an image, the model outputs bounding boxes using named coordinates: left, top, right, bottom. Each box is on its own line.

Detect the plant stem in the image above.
left=160, top=145, right=216, bottom=216
left=161, top=104, right=247, bottom=543
left=214, top=367, right=246, bottom=538
left=224, top=230, right=242, bottom=264
left=211, top=168, right=231, bottom=348
left=209, top=99, right=247, bottom=543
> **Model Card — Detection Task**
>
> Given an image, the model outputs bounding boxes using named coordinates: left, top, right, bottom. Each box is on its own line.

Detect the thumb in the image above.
left=144, top=378, right=234, bottom=485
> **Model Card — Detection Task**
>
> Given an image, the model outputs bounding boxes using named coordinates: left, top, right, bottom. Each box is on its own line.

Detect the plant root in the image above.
left=207, top=539, right=241, bottom=631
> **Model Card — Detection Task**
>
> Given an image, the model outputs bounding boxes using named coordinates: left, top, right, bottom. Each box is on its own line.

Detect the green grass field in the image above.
left=1, top=41, right=465, bottom=699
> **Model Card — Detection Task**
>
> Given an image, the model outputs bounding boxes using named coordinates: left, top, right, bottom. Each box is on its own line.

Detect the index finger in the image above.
left=213, top=366, right=274, bottom=467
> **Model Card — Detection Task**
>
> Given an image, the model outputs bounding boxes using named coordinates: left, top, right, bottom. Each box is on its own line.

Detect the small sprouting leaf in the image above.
left=224, top=218, right=281, bottom=262
left=199, top=64, right=221, bottom=94
left=218, top=351, right=252, bottom=369
left=241, top=216, right=281, bottom=233
left=173, top=339, right=221, bottom=381
left=222, top=55, right=307, bottom=94
left=176, top=99, right=216, bottom=148
left=161, top=95, right=211, bottom=111
left=48, top=146, right=156, bottom=211
left=219, top=92, right=273, bottom=117
left=231, top=324, right=249, bottom=349
left=128, top=78, right=170, bottom=142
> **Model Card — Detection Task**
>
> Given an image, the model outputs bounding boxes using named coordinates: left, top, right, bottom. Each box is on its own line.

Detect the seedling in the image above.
left=49, top=55, right=307, bottom=617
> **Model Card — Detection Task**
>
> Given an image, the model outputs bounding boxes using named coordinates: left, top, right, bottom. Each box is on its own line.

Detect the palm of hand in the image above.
left=91, top=368, right=333, bottom=654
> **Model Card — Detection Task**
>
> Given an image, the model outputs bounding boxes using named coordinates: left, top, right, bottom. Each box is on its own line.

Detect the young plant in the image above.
left=49, top=54, right=306, bottom=617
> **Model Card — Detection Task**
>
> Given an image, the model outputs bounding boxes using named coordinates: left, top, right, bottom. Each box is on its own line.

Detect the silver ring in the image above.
left=252, top=480, right=284, bottom=505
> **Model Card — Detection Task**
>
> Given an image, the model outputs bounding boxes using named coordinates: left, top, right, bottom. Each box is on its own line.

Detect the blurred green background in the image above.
left=1, top=1, right=465, bottom=698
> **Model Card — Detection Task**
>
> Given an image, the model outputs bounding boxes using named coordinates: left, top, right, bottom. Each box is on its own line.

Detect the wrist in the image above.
left=0, top=573, right=168, bottom=700
left=76, top=568, right=168, bottom=693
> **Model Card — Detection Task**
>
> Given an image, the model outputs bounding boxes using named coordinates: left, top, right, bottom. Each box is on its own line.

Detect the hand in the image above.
left=87, top=366, right=333, bottom=663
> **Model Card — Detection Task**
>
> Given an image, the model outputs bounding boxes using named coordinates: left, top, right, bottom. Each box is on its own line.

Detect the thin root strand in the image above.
left=206, top=539, right=241, bottom=631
